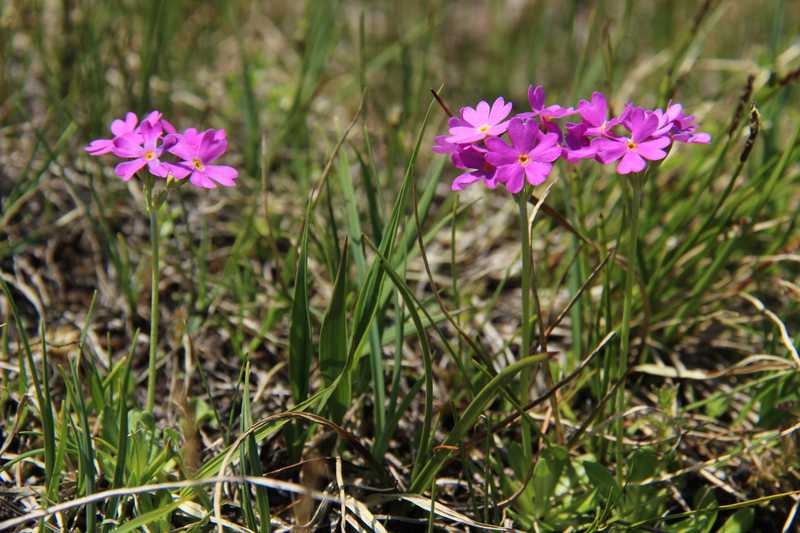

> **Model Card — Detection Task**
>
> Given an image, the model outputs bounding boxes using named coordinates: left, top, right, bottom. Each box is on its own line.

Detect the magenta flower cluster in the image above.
left=85, top=111, right=237, bottom=189
left=434, top=85, right=710, bottom=193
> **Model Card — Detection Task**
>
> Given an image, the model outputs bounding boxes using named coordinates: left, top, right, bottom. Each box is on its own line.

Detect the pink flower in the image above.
left=592, top=108, right=671, bottom=175
left=111, top=121, right=189, bottom=181
left=168, top=128, right=237, bottom=189
left=84, top=112, right=140, bottom=155
left=577, top=92, right=622, bottom=137
left=85, top=110, right=176, bottom=157
left=485, top=119, right=561, bottom=193
left=450, top=146, right=499, bottom=191
left=518, top=85, right=575, bottom=137
left=668, top=106, right=711, bottom=144
left=446, top=98, right=513, bottom=144
left=433, top=118, right=468, bottom=163
left=523, top=85, right=575, bottom=120
left=563, top=122, right=597, bottom=162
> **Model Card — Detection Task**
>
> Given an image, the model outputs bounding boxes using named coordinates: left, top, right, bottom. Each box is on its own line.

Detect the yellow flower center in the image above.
left=626, top=140, right=637, bottom=150
left=518, top=154, right=529, bottom=165
left=192, top=158, right=204, bottom=171
left=143, top=151, right=156, bottom=161
left=478, top=124, right=491, bottom=133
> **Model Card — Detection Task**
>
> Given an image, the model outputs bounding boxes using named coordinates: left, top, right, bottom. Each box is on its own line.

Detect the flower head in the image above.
left=84, top=110, right=177, bottom=157
left=485, top=119, right=562, bottom=193
left=446, top=98, right=513, bottom=144
left=111, top=121, right=189, bottom=181
left=168, top=128, right=237, bottom=189
left=592, top=108, right=671, bottom=174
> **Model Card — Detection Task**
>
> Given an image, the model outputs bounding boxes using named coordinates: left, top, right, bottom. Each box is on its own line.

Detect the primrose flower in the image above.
left=563, top=122, right=597, bottom=162
left=485, top=119, right=561, bottom=193
left=168, top=128, right=238, bottom=189
left=433, top=118, right=469, bottom=164
left=668, top=108, right=711, bottom=144
left=446, top=98, right=513, bottom=144
left=578, top=92, right=622, bottom=137
left=592, top=108, right=671, bottom=175
left=111, top=121, right=188, bottom=181
left=140, top=110, right=177, bottom=136
left=84, top=112, right=140, bottom=155
left=450, top=146, right=498, bottom=191
left=433, top=85, right=710, bottom=191
left=85, top=109, right=177, bottom=157
left=519, top=85, right=575, bottom=135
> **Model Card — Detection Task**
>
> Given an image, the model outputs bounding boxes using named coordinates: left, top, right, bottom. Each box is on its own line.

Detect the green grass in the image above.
left=1, top=1, right=799, bottom=531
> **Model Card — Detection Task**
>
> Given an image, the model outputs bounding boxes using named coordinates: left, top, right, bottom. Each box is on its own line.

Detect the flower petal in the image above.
left=161, top=161, right=192, bottom=179
left=485, top=137, right=518, bottom=165
left=524, top=161, right=552, bottom=186
left=636, top=138, right=670, bottom=160
left=85, top=139, right=114, bottom=155
left=632, top=113, right=660, bottom=142
left=451, top=172, right=481, bottom=191
left=199, top=130, right=228, bottom=163
left=531, top=143, right=562, bottom=163
left=494, top=164, right=521, bottom=185
left=578, top=92, right=608, bottom=126
left=114, top=158, right=146, bottom=181
left=488, top=97, right=512, bottom=124
left=527, top=85, right=545, bottom=111
left=617, top=151, right=645, bottom=174
left=508, top=119, right=536, bottom=152
left=592, top=138, right=626, bottom=163
left=190, top=171, right=216, bottom=189
left=501, top=166, right=525, bottom=193
left=111, top=134, right=143, bottom=158
left=446, top=127, right=484, bottom=144
left=204, top=165, right=238, bottom=187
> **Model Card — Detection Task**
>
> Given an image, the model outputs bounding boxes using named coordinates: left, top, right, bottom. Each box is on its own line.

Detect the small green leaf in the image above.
left=584, top=461, right=622, bottom=503
left=628, top=448, right=659, bottom=482
left=533, top=445, right=568, bottom=516
left=718, top=508, right=755, bottom=533
left=289, top=202, right=313, bottom=405
left=319, top=241, right=350, bottom=423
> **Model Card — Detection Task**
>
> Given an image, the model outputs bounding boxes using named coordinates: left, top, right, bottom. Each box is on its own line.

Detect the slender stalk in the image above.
left=615, top=174, right=642, bottom=482
left=516, top=190, right=533, bottom=459
left=145, top=184, right=160, bottom=414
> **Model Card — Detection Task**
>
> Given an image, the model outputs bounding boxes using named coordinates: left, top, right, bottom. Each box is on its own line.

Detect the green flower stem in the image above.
left=145, top=182, right=160, bottom=415
left=616, top=173, right=642, bottom=482
left=516, top=190, right=533, bottom=459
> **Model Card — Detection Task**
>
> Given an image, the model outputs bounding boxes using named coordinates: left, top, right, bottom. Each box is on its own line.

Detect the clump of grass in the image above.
left=1, top=1, right=799, bottom=531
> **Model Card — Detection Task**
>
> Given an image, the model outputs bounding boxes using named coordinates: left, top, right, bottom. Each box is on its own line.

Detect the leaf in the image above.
left=288, top=202, right=313, bottom=405
left=401, top=495, right=512, bottom=531
left=670, top=487, right=718, bottom=533
left=337, top=145, right=386, bottom=439
left=718, top=508, right=755, bottom=533
left=628, top=448, right=659, bottom=483
left=319, top=240, right=350, bottom=423
left=369, top=247, right=434, bottom=478
left=113, top=497, right=187, bottom=533
left=533, top=445, right=568, bottom=517
left=583, top=461, right=622, bottom=503
left=348, top=98, right=435, bottom=363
